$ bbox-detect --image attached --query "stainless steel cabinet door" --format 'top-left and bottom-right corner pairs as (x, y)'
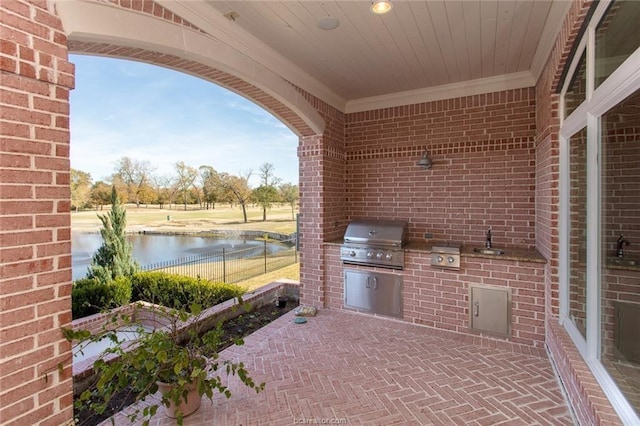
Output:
(344, 269), (402, 318)
(371, 273), (402, 318)
(344, 269), (373, 312)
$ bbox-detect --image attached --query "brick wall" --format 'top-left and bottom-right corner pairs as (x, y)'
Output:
(344, 89), (537, 249)
(534, 0), (621, 424)
(325, 245), (547, 349)
(0, 1), (75, 425)
(298, 93), (346, 307)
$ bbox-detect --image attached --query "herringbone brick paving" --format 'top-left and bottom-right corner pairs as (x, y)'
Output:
(107, 309), (575, 425)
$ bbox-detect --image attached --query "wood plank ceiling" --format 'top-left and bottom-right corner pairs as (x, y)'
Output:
(198, 1), (570, 111)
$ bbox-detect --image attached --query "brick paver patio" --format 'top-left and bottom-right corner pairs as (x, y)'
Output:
(107, 309), (574, 425)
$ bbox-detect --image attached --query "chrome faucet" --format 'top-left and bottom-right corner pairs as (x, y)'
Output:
(617, 234), (630, 258)
(485, 229), (492, 249)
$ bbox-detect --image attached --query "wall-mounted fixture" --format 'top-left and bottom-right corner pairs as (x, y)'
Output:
(371, 0), (393, 15)
(417, 151), (432, 169)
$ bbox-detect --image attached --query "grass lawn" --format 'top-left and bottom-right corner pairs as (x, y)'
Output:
(236, 263), (299, 292)
(72, 204), (298, 234)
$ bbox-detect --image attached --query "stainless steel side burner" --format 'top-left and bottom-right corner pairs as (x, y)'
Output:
(430, 241), (462, 270)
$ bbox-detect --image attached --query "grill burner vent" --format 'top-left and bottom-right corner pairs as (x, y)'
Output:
(340, 219), (407, 270)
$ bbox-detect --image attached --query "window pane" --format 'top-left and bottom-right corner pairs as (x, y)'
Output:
(595, 0), (640, 88)
(600, 88), (640, 417)
(569, 127), (588, 337)
(565, 51), (587, 118)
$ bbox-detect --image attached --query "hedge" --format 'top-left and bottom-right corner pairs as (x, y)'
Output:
(131, 271), (245, 311)
(72, 272), (245, 319)
(72, 276), (132, 319)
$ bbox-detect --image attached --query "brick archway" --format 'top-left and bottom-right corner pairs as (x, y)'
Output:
(0, 1), (338, 425)
(56, 0), (325, 138)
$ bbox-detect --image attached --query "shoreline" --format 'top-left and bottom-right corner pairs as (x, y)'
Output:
(73, 227), (297, 243)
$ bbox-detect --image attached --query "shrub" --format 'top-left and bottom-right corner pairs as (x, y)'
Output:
(130, 271), (245, 310)
(72, 276), (132, 319)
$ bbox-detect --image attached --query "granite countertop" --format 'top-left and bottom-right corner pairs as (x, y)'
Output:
(326, 239), (545, 263)
(405, 242), (546, 263)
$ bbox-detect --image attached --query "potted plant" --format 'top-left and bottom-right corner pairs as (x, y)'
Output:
(63, 300), (264, 425)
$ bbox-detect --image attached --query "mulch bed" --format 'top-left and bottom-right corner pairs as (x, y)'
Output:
(74, 300), (298, 425)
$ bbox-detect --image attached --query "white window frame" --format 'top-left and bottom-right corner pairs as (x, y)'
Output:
(559, 1), (640, 423)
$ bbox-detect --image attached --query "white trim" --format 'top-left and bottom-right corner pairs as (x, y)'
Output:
(560, 102), (587, 139)
(558, 133), (570, 322)
(588, 360), (640, 425)
(56, 0), (326, 137)
(559, 1), (640, 423)
(344, 72), (535, 114)
(585, 112), (600, 360)
(563, 317), (587, 358)
(590, 47), (640, 117)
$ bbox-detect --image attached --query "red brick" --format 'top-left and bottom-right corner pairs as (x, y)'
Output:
(0, 287), (54, 311)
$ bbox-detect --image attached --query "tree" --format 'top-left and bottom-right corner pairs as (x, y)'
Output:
(255, 163), (281, 221)
(87, 186), (138, 283)
(71, 168), (92, 211)
(253, 185), (278, 221)
(221, 171), (253, 223)
(279, 182), (299, 220)
(174, 162), (198, 211)
(152, 175), (176, 209)
(89, 181), (113, 210)
(113, 156), (155, 208)
(198, 165), (220, 209)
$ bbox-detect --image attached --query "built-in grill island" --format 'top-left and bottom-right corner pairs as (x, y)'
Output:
(341, 219), (407, 318)
(340, 219), (407, 270)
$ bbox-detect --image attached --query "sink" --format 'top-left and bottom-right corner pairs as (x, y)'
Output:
(608, 257), (638, 267)
(473, 248), (505, 256)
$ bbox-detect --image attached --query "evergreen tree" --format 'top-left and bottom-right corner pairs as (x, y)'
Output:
(87, 186), (138, 282)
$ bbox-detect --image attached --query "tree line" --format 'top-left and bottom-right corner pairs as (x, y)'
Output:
(71, 157), (299, 222)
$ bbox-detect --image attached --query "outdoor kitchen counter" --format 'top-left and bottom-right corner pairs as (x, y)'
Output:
(326, 240), (546, 263)
(404, 242), (546, 263)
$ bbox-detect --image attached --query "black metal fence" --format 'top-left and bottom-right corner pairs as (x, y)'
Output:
(141, 238), (298, 283)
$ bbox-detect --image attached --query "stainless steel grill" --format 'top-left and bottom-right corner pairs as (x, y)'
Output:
(340, 219), (408, 270)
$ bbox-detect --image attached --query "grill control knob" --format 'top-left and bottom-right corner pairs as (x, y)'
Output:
(448, 256), (456, 264)
(349, 251), (356, 257)
(437, 255), (444, 263)
(385, 253), (392, 260)
(366, 251), (374, 258)
(376, 252), (383, 260)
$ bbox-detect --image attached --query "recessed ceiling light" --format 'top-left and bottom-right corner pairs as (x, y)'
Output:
(317, 17), (339, 31)
(371, 0), (393, 15)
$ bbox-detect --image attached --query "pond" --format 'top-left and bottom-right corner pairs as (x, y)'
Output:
(72, 233), (289, 281)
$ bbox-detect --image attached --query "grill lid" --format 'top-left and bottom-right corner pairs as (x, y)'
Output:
(343, 219), (408, 247)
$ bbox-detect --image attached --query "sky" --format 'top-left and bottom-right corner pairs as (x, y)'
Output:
(69, 55), (299, 187)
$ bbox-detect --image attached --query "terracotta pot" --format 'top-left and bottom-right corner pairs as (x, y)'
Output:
(156, 380), (202, 418)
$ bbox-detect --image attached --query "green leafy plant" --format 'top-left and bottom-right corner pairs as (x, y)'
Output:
(63, 300), (264, 425)
(71, 276), (132, 319)
(131, 271), (245, 310)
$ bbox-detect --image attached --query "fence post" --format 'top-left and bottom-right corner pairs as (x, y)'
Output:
(264, 240), (267, 274)
(222, 248), (226, 283)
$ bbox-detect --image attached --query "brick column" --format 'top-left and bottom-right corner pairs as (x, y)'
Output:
(0, 1), (75, 424)
(298, 135), (327, 307)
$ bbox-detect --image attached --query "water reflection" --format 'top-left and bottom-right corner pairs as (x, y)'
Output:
(72, 233), (288, 281)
